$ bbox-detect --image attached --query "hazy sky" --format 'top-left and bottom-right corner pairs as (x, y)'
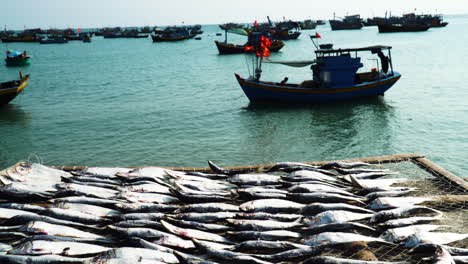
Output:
(3, 0), (466, 29)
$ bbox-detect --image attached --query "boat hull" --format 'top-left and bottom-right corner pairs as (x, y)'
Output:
(378, 24), (430, 33)
(329, 20), (363, 30)
(215, 40), (284, 55)
(152, 34), (196, 42)
(5, 58), (31, 67)
(0, 75), (30, 105)
(235, 73), (401, 103)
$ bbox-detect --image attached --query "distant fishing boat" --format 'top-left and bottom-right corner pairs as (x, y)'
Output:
(377, 23), (430, 33)
(5, 50), (31, 67)
(0, 72), (30, 105)
(215, 28), (284, 55)
(151, 27), (196, 42)
(329, 14), (363, 30)
(235, 32), (401, 103)
(1, 35), (42, 43)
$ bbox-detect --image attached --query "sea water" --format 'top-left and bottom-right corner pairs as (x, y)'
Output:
(0, 15), (467, 176)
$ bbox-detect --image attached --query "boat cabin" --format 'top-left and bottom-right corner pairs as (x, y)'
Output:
(308, 45), (394, 88)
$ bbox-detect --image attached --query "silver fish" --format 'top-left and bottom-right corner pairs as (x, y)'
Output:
(174, 202), (239, 213)
(303, 256), (408, 264)
(100, 247), (178, 263)
(0, 254), (92, 263)
(235, 240), (308, 251)
(305, 210), (373, 226)
(367, 197), (434, 210)
(0, 207), (38, 220)
(284, 170), (337, 182)
(239, 199), (305, 213)
(161, 220), (233, 243)
(114, 202), (179, 213)
(229, 173), (282, 185)
(226, 218), (302, 231)
(402, 232), (468, 248)
(9, 240), (110, 256)
(80, 167), (132, 176)
(287, 192), (366, 206)
(171, 212), (237, 223)
(228, 230), (302, 240)
(318, 161), (372, 170)
(19, 221), (104, 239)
(118, 191), (179, 204)
(370, 206), (442, 223)
(53, 202), (120, 218)
(302, 222), (377, 236)
(119, 183), (171, 194)
(381, 225), (445, 243)
(43, 207), (109, 225)
(378, 215), (444, 229)
(116, 212), (166, 221)
(301, 202), (375, 215)
(50, 196), (122, 208)
(194, 239), (273, 264)
(302, 232), (387, 246)
(0, 203), (46, 213)
(236, 212), (303, 222)
(165, 217), (233, 232)
(365, 189), (415, 201)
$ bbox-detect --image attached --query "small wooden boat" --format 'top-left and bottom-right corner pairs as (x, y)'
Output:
(378, 23), (430, 33)
(151, 27), (196, 42)
(5, 50), (31, 67)
(236, 39), (401, 103)
(1, 35), (42, 43)
(215, 40), (284, 55)
(0, 72), (30, 105)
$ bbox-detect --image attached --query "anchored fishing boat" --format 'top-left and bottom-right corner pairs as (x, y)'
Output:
(235, 33), (401, 103)
(5, 50), (31, 67)
(0, 72), (30, 105)
(215, 28), (284, 55)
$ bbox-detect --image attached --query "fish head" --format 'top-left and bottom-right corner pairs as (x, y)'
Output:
(4, 161), (32, 182)
(9, 241), (48, 255)
(402, 234), (425, 248)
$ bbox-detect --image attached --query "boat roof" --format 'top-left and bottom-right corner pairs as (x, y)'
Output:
(316, 45), (392, 54)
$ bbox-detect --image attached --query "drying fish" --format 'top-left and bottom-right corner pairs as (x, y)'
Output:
(2, 214), (98, 231)
(318, 161), (371, 170)
(305, 210), (373, 226)
(0, 242), (12, 254)
(152, 234), (196, 249)
(165, 217), (233, 232)
(365, 189), (415, 200)
(207, 160), (257, 175)
(174, 202), (239, 214)
(336, 168), (390, 175)
(302, 232), (387, 246)
(302, 222), (377, 236)
(174, 182), (231, 196)
(119, 183), (171, 194)
(432, 246), (456, 264)
(20, 221), (104, 240)
(0, 183), (52, 202)
(288, 183), (354, 194)
(367, 197), (435, 210)
(49, 196), (123, 208)
(10, 240), (110, 256)
(236, 212), (303, 222)
(239, 186), (288, 194)
(78, 167), (132, 176)
(265, 162), (318, 173)
(301, 202), (374, 215)
(127, 237), (177, 254)
(229, 173), (282, 185)
(287, 192), (366, 205)
(55, 183), (119, 200)
(228, 230), (302, 241)
(341, 171), (398, 181)
(170, 188), (231, 203)
(0, 254), (92, 263)
(112, 220), (163, 229)
(116, 212), (166, 221)
(117, 166), (172, 179)
(226, 218), (302, 231)
(303, 256), (409, 264)
(370, 206), (442, 223)
(409, 243), (468, 256)
(239, 199), (305, 213)
(118, 190), (179, 204)
(402, 232), (468, 248)
(0, 203), (46, 213)
(1, 162), (71, 184)
(161, 220), (232, 243)
(194, 239), (273, 264)
(173, 251), (223, 264)
(98, 247), (179, 264)
(236, 189), (287, 199)
(114, 202), (179, 213)
(185, 171), (229, 180)
(358, 186), (416, 196)
(171, 212), (237, 223)
(0, 207), (39, 220)
(53, 202), (120, 218)
(235, 240), (308, 251)
(175, 179), (236, 191)
(256, 246), (325, 262)
(378, 215), (444, 229)
(43, 207), (110, 225)
(381, 225), (445, 243)
(284, 170), (337, 182)
(66, 176), (121, 186)
(349, 176), (409, 188)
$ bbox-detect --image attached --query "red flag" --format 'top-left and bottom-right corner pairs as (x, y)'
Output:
(315, 32), (321, 38)
(256, 35), (272, 58)
(254, 20), (259, 27)
(77, 28), (81, 33)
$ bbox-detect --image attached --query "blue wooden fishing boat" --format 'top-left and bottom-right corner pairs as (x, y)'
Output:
(0, 72), (30, 105)
(235, 38), (401, 103)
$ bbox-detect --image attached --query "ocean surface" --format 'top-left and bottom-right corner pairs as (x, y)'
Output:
(1, 16), (467, 176)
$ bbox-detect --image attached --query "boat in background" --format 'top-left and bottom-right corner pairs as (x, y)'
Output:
(378, 23), (430, 33)
(215, 28), (284, 55)
(40, 37), (68, 44)
(5, 50), (31, 67)
(329, 14), (363, 30)
(152, 27), (196, 42)
(0, 72), (30, 105)
(299, 20), (317, 29)
(235, 33), (401, 103)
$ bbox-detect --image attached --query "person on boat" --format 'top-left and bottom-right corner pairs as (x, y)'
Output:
(280, 77), (288, 85)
